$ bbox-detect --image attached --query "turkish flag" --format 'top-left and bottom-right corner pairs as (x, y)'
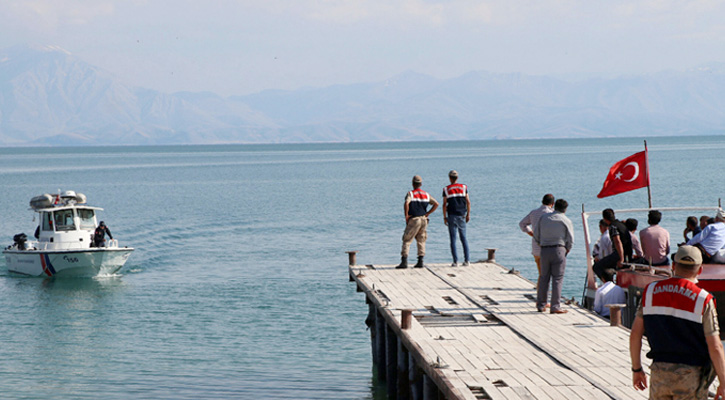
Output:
(597, 151), (649, 198)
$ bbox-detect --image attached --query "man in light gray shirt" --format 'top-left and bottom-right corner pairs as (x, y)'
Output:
(519, 194), (555, 280)
(534, 198), (574, 314)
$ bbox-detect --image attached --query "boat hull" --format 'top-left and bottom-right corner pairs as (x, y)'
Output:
(3, 248), (133, 277)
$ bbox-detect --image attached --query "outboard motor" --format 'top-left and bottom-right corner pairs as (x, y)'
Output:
(13, 233), (28, 250)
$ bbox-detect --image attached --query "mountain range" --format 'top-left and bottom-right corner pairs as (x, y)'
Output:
(1, 45), (725, 146)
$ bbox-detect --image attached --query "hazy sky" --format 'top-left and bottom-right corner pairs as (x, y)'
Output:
(2, 0), (725, 96)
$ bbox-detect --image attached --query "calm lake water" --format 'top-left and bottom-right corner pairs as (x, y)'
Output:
(1, 136), (724, 399)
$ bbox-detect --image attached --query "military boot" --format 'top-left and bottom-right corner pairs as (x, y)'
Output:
(414, 256), (425, 268)
(395, 257), (408, 269)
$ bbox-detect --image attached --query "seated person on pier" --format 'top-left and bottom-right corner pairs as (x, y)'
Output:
(593, 209), (632, 283)
(593, 274), (625, 319)
(639, 210), (670, 266)
(681, 216), (701, 245)
(625, 218), (646, 264)
(592, 219), (612, 262)
(687, 209), (725, 264)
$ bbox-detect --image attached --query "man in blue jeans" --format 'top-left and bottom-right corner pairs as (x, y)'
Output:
(442, 170), (471, 266)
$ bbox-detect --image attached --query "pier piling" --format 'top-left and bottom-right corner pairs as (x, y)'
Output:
(386, 324), (398, 398)
(397, 338), (410, 400)
(375, 309), (386, 381)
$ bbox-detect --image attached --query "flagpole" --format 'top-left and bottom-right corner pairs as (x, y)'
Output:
(644, 140), (652, 208)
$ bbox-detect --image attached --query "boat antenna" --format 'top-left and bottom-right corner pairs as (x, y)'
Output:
(644, 140), (652, 209)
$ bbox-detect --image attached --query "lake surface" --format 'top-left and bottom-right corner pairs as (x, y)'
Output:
(1, 136), (724, 399)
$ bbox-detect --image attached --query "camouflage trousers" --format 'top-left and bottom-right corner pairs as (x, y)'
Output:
(649, 362), (714, 400)
(401, 216), (427, 258)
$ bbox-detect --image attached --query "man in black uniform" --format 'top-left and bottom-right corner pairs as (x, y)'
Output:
(592, 208), (632, 283)
(93, 221), (113, 247)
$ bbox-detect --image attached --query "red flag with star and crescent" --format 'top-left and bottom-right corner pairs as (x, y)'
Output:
(597, 151), (649, 198)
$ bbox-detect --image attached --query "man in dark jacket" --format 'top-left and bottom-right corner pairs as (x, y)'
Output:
(592, 208), (632, 283)
(93, 221), (113, 247)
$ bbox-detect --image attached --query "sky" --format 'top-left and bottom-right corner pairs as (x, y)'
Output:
(1, 0), (725, 96)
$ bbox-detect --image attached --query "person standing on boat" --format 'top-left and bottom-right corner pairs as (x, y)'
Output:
(630, 245), (725, 400)
(519, 194), (555, 279)
(687, 209), (725, 264)
(93, 221), (113, 247)
(640, 210), (671, 266)
(592, 209), (632, 283)
(442, 170), (470, 267)
(396, 175), (438, 269)
(533, 198), (574, 314)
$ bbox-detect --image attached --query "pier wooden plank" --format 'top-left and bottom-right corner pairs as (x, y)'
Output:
(350, 261), (650, 399)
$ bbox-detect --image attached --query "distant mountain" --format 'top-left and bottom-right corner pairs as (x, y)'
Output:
(2, 45), (725, 146)
(233, 69), (725, 141)
(0, 45), (275, 145)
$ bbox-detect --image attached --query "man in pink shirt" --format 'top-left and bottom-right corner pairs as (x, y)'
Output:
(639, 210), (671, 266)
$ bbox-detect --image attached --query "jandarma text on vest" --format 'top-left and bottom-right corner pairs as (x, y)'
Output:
(653, 284), (698, 301)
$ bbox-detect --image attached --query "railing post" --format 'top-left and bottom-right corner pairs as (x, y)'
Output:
(607, 304), (626, 326)
(486, 248), (498, 262)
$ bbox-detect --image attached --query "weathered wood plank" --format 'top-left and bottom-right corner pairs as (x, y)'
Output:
(350, 262), (648, 399)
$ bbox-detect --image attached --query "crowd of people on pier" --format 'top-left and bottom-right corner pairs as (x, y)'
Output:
(521, 201), (725, 321)
(518, 194), (725, 399)
(394, 173), (725, 316)
(393, 172), (725, 398)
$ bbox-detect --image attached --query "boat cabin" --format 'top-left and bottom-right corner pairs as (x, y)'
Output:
(27, 191), (104, 251)
(34, 205), (103, 250)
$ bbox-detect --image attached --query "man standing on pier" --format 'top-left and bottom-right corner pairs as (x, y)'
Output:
(396, 175), (438, 269)
(519, 194), (555, 280)
(533, 198), (574, 314)
(630, 245), (725, 399)
(442, 170), (471, 266)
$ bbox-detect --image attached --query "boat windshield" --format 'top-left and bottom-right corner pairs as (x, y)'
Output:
(53, 209), (76, 231)
(78, 209), (95, 230)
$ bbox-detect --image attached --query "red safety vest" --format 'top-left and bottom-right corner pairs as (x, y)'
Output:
(642, 277), (714, 366)
(443, 183), (467, 216)
(407, 188), (430, 217)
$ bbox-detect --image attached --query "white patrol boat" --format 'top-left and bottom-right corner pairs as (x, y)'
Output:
(3, 190), (134, 277)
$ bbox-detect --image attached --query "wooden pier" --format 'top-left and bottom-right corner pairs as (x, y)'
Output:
(348, 254), (650, 400)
